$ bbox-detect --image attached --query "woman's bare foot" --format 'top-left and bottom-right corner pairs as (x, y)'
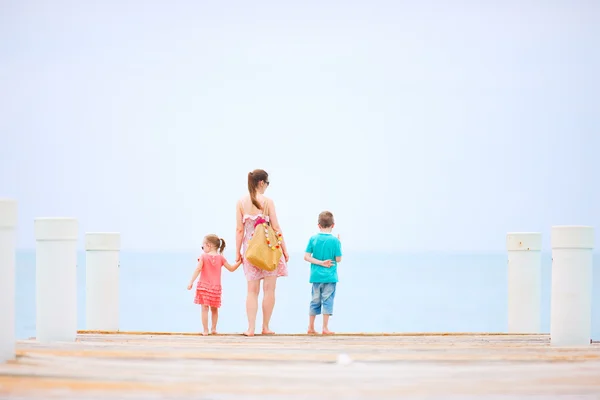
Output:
(202, 331), (209, 336)
(307, 329), (318, 335)
(322, 329), (335, 335)
(242, 331), (254, 337)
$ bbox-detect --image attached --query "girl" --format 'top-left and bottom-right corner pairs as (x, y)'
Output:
(187, 234), (241, 336)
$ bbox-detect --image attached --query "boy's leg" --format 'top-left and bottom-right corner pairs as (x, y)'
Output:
(308, 315), (317, 334)
(308, 283), (322, 334)
(321, 283), (336, 334)
(210, 306), (219, 334)
(201, 305), (210, 336)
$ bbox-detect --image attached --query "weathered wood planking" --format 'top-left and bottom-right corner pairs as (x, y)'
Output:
(1, 333), (599, 398)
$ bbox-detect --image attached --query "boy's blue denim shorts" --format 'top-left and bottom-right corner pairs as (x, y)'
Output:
(309, 282), (337, 316)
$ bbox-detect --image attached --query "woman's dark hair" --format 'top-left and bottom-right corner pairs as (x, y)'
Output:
(248, 169), (269, 210)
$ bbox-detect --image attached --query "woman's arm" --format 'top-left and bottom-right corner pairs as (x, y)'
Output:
(266, 198), (289, 262)
(187, 258), (203, 290)
(235, 200), (244, 262)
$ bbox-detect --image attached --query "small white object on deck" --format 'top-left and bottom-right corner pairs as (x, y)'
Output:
(85, 233), (120, 331)
(551, 225), (594, 346)
(337, 353), (353, 365)
(34, 217), (78, 343)
(0, 199), (17, 362)
(506, 232), (542, 333)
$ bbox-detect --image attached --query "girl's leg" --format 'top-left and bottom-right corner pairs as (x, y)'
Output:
(201, 305), (209, 336)
(262, 276), (277, 334)
(210, 307), (219, 334)
(245, 280), (260, 336)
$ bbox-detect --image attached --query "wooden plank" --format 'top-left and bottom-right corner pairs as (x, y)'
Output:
(1, 333), (599, 398)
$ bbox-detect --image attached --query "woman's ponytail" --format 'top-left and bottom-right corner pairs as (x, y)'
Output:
(248, 169), (269, 210)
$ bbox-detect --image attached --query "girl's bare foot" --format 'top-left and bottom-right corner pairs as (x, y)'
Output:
(307, 329), (318, 335)
(242, 331), (254, 337)
(202, 331), (209, 336)
(322, 329), (335, 335)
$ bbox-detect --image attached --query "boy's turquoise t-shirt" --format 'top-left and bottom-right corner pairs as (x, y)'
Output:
(305, 233), (342, 283)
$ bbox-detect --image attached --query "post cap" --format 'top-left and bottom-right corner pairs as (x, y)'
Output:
(551, 225), (594, 249)
(85, 232), (121, 251)
(0, 199), (17, 228)
(506, 232), (542, 251)
(34, 218), (78, 241)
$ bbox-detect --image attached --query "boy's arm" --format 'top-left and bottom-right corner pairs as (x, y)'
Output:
(187, 258), (203, 289)
(304, 252), (333, 267)
(223, 257), (242, 272)
(335, 236), (342, 263)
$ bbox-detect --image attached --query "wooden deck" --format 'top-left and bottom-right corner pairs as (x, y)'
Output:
(1, 332), (600, 398)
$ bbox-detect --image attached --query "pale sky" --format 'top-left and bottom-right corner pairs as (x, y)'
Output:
(1, 0), (598, 252)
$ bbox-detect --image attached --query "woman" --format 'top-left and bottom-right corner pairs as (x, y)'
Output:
(235, 169), (289, 336)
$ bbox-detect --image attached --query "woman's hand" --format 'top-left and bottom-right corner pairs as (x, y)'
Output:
(283, 251), (289, 262)
(235, 252), (243, 263)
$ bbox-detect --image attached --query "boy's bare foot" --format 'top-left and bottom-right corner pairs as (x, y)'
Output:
(202, 331), (209, 336)
(322, 329), (335, 335)
(242, 331), (254, 337)
(307, 329), (318, 335)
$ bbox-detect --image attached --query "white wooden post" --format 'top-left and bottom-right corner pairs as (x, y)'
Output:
(0, 199), (17, 362)
(85, 233), (120, 331)
(551, 225), (594, 346)
(34, 218), (78, 342)
(506, 232), (542, 333)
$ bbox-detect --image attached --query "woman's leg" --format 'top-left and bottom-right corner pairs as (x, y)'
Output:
(210, 307), (219, 334)
(201, 305), (209, 336)
(262, 276), (277, 334)
(245, 280), (260, 336)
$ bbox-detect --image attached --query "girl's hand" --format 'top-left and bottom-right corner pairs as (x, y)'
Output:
(187, 283), (193, 290)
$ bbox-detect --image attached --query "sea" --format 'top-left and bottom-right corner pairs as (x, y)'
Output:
(14, 250), (600, 340)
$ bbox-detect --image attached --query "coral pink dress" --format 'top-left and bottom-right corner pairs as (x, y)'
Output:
(242, 213), (288, 281)
(194, 253), (225, 308)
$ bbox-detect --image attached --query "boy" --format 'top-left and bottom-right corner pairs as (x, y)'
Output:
(304, 211), (342, 335)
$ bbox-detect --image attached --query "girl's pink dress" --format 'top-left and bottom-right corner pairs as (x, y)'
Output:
(194, 253), (225, 308)
(242, 213), (288, 281)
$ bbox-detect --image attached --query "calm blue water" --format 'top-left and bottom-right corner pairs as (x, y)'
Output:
(14, 250), (600, 340)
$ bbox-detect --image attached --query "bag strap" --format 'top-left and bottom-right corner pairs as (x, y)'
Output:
(262, 199), (269, 217)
